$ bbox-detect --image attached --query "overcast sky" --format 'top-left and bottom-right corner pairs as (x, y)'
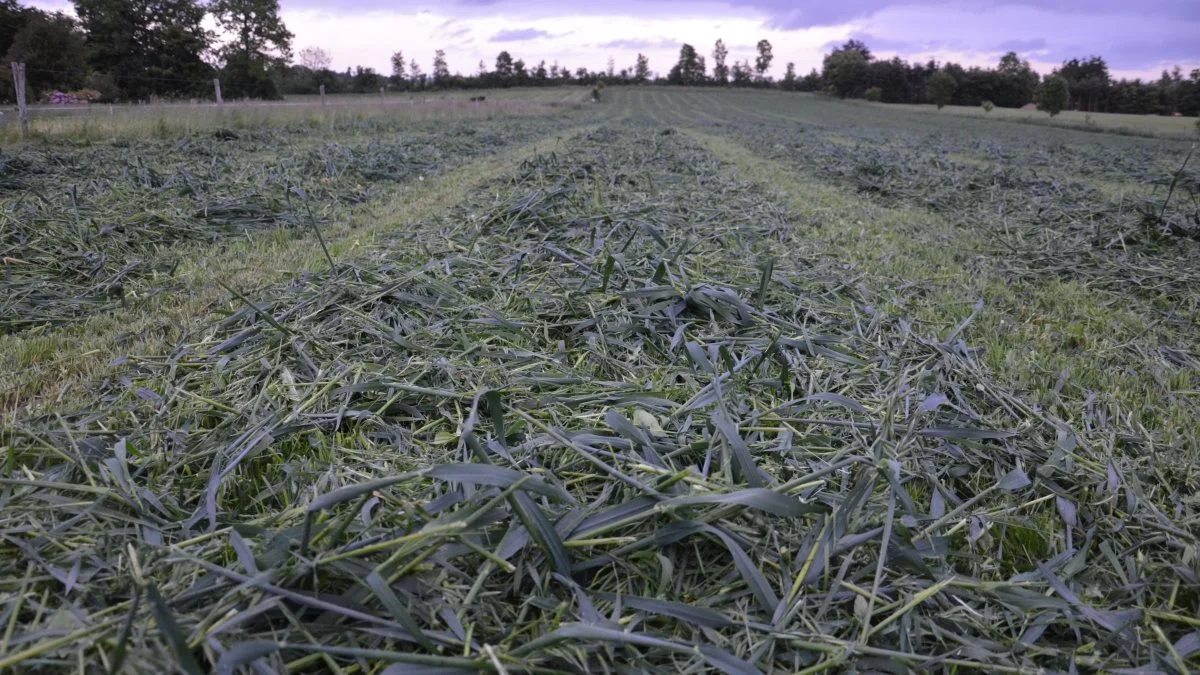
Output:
(30, 0), (1200, 81)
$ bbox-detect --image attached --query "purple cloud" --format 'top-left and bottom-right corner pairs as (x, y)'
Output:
(753, 0), (1200, 28)
(597, 38), (679, 50)
(824, 32), (920, 54)
(995, 38), (1048, 52)
(491, 28), (552, 42)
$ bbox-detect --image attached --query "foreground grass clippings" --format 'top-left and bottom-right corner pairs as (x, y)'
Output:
(3, 93), (1199, 673)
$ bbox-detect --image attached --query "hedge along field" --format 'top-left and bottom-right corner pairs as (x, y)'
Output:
(2, 88), (1199, 673)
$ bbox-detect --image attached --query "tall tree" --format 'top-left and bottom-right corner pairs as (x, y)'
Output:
(74, 0), (211, 100)
(390, 51), (405, 80)
(144, 0), (212, 96)
(927, 70), (956, 108)
(0, 0), (34, 60)
(634, 53), (650, 83)
(4, 10), (88, 96)
(993, 51), (1038, 107)
(667, 43), (705, 85)
(73, 0), (140, 95)
(1037, 75), (1069, 116)
(822, 47), (867, 97)
(432, 49), (449, 84)
(781, 62), (796, 90)
(211, 0), (293, 99)
(1056, 56), (1109, 111)
(754, 39), (773, 81)
(299, 46), (332, 71)
(841, 39), (872, 61)
(712, 39), (729, 84)
(495, 51), (515, 79)
(731, 59), (752, 86)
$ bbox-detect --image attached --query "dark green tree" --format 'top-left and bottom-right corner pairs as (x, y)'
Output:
(754, 39), (773, 81)
(667, 43), (705, 85)
(841, 39), (872, 60)
(731, 59), (751, 86)
(4, 10), (88, 96)
(822, 47), (867, 97)
(495, 51), (514, 80)
(927, 70), (956, 108)
(74, 0), (211, 100)
(145, 0), (212, 97)
(1057, 56), (1108, 111)
(211, 0), (293, 99)
(1, 0), (36, 62)
(351, 65), (380, 93)
(996, 51), (1038, 106)
(390, 50), (405, 84)
(432, 49), (449, 84)
(712, 39), (728, 84)
(634, 53), (650, 83)
(781, 62), (796, 90)
(1037, 75), (1069, 116)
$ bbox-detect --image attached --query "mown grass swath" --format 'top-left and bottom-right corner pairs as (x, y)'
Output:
(2, 90), (1199, 673)
(0, 114), (581, 334)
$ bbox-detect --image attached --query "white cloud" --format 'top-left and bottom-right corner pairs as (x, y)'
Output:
(23, 0), (1198, 81)
(283, 8), (853, 77)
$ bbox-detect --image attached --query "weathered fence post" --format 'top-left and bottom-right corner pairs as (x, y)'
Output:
(319, 84), (326, 106)
(213, 78), (223, 108)
(11, 62), (29, 137)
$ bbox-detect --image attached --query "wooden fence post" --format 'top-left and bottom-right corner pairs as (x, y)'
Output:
(319, 84), (326, 106)
(11, 62), (29, 137)
(213, 78), (223, 108)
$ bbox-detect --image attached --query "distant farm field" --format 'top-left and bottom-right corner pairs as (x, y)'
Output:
(876, 98), (1200, 138)
(3, 87), (1198, 673)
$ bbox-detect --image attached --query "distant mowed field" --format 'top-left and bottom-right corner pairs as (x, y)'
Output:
(3, 87), (1198, 673)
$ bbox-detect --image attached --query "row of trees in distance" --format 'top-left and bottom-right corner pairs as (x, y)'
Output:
(1, 0), (291, 102)
(2, 0), (1198, 117)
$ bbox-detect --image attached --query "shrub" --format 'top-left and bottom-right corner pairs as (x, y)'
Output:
(982, 100), (994, 113)
(1037, 76), (1069, 117)
(927, 71), (955, 109)
(864, 86), (882, 102)
(84, 73), (120, 102)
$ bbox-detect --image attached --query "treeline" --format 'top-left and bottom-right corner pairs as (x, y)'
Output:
(809, 40), (1200, 115)
(1, 0), (291, 103)
(3, 0), (1197, 117)
(275, 48), (643, 96)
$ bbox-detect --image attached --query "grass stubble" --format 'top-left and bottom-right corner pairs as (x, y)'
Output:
(1, 89), (1199, 673)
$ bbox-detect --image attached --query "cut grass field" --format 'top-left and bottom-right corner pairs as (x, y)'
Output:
(876, 98), (1200, 139)
(0, 87), (592, 144)
(2, 87), (1199, 673)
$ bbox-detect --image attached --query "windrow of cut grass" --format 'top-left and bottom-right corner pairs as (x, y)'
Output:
(659, 91), (1200, 447)
(4, 123), (1197, 672)
(1, 113), (585, 336)
(1, 123), (597, 423)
